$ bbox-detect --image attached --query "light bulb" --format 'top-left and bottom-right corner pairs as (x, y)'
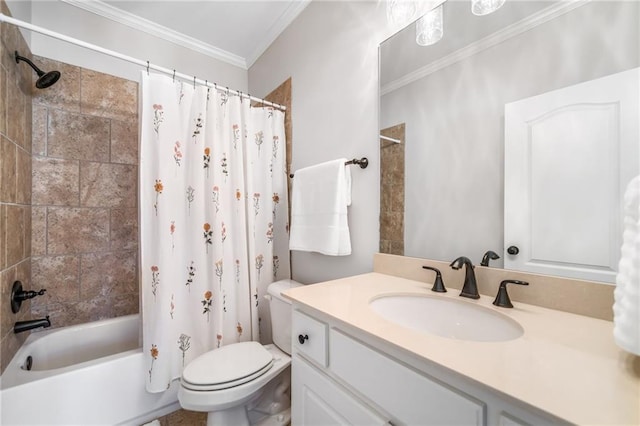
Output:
(387, 0), (419, 26)
(471, 0), (506, 16)
(416, 4), (443, 46)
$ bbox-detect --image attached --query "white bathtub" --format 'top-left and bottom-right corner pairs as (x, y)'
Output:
(0, 314), (180, 425)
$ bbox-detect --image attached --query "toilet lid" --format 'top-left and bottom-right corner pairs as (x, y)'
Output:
(181, 342), (274, 391)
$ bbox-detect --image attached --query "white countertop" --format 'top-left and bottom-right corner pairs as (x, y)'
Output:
(284, 272), (640, 425)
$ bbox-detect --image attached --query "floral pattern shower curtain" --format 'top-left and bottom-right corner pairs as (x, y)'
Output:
(140, 73), (290, 393)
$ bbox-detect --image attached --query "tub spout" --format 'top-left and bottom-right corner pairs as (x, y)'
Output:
(14, 316), (51, 334)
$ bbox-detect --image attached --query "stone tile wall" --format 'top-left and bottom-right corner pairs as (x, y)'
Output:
(263, 78), (292, 256)
(380, 123), (405, 255)
(0, 0), (33, 373)
(263, 78), (292, 178)
(30, 57), (139, 328)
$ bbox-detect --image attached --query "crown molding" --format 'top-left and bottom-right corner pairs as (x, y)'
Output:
(246, 0), (311, 68)
(60, 0), (247, 69)
(381, 0), (589, 96)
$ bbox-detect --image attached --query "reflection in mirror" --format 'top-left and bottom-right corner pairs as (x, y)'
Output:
(380, 125), (406, 255)
(379, 0), (639, 283)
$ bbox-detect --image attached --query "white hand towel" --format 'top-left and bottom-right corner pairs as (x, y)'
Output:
(613, 175), (640, 356)
(289, 159), (352, 256)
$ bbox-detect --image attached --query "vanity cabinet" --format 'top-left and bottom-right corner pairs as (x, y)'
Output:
(330, 329), (485, 425)
(292, 356), (389, 425)
(291, 306), (562, 426)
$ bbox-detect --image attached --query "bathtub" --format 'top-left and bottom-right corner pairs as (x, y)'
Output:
(0, 314), (180, 425)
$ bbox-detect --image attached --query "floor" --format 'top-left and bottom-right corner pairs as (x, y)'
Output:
(156, 409), (207, 425)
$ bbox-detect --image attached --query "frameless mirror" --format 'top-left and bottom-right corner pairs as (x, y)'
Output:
(379, 0), (639, 283)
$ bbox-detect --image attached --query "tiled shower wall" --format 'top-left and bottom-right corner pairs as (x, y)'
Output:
(30, 57), (140, 328)
(0, 4), (139, 372)
(380, 123), (405, 255)
(0, 1), (34, 373)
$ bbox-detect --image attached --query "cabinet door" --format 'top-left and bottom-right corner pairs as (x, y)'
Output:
(330, 329), (485, 425)
(498, 412), (530, 426)
(504, 67), (639, 283)
(292, 355), (389, 426)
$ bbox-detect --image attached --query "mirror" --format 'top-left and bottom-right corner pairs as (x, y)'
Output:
(379, 0), (639, 283)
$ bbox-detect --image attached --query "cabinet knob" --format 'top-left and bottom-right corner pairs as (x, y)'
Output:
(507, 246), (519, 255)
(298, 334), (309, 344)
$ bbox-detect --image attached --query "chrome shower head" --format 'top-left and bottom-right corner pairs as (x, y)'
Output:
(14, 51), (61, 89)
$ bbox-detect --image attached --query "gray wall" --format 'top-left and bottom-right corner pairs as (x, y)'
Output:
(249, 1), (395, 283)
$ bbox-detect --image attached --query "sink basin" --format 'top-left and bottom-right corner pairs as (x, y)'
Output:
(369, 295), (524, 342)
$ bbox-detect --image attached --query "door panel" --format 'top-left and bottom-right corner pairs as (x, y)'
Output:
(504, 68), (639, 283)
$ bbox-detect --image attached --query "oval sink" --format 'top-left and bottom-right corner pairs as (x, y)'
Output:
(369, 295), (523, 342)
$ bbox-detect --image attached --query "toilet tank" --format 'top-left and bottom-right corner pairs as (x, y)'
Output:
(267, 279), (302, 355)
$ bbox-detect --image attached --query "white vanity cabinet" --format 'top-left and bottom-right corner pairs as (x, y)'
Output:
(292, 310), (388, 425)
(291, 306), (563, 426)
(329, 329), (485, 425)
(292, 356), (390, 425)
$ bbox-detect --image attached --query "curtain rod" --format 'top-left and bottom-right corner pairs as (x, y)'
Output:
(0, 13), (286, 111)
(380, 135), (401, 144)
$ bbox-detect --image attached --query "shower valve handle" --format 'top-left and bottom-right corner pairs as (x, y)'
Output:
(11, 281), (47, 314)
(15, 288), (46, 301)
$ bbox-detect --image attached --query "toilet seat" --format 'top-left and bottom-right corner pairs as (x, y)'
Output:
(182, 342), (274, 391)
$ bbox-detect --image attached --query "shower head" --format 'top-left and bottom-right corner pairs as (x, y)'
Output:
(35, 70), (61, 89)
(14, 51), (61, 89)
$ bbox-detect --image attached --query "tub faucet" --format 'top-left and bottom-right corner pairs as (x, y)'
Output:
(14, 316), (51, 334)
(450, 256), (480, 299)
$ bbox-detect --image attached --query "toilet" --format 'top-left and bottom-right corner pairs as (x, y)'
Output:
(178, 279), (301, 426)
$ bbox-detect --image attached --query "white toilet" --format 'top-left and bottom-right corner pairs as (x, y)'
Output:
(178, 279), (301, 426)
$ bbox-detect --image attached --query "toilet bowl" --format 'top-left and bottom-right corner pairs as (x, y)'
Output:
(178, 279), (301, 426)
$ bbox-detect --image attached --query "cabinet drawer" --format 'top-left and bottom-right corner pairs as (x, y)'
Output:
(292, 355), (390, 425)
(330, 329), (485, 425)
(293, 310), (328, 366)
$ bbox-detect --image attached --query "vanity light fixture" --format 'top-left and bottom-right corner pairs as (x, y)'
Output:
(416, 4), (444, 46)
(386, 0), (419, 26)
(412, 0), (507, 47)
(471, 0), (506, 16)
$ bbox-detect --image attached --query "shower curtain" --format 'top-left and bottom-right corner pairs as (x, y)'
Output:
(140, 73), (290, 393)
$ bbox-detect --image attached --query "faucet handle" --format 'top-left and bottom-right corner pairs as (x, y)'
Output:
(422, 266), (447, 293)
(11, 281), (47, 314)
(492, 279), (529, 308)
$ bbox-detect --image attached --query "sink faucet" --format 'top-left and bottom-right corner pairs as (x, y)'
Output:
(480, 250), (500, 267)
(449, 256), (480, 299)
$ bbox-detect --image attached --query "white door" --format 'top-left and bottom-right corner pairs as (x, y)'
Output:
(504, 68), (639, 283)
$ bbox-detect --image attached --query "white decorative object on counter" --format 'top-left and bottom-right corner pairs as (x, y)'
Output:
(614, 175), (640, 356)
